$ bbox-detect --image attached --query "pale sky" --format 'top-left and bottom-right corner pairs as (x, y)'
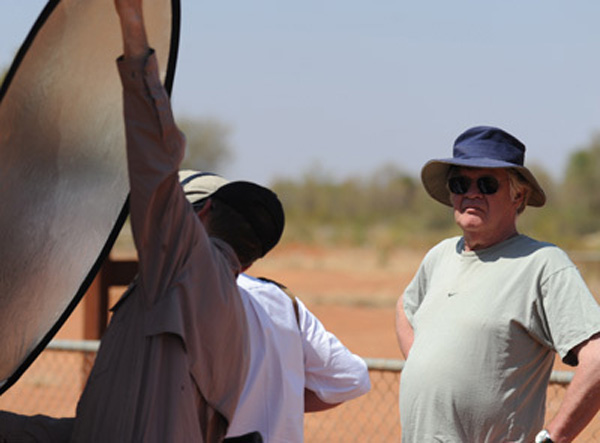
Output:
(2, 1), (600, 186)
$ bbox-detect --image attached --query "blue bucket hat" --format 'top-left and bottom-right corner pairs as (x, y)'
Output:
(421, 126), (546, 207)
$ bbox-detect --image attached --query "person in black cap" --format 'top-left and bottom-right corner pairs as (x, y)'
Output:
(179, 170), (371, 442)
(395, 126), (600, 443)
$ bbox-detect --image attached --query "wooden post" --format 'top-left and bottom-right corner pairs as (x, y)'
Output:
(84, 256), (138, 339)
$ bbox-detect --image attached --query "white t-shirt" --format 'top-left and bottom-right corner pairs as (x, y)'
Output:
(226, 274), (371, 442)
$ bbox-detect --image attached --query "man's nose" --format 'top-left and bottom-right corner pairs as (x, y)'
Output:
(463, 179), (482, 197)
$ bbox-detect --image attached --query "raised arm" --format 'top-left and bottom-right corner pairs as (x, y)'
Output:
(545, 333), (600, 442)
(114, 0), (150, 59)
(113, 0), (189, 302)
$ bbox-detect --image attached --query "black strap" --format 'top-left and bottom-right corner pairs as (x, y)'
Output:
(224, 431), (263, 443)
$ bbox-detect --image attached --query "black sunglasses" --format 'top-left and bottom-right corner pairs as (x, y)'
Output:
(447, 175), (500, 195)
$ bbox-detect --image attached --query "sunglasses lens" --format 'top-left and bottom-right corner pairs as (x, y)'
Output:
(448, 176), (470, 194)
(448, 175), (500, 195)
(478, 176), (499, 194)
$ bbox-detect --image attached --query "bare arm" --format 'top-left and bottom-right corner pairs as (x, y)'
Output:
(395, 293), (414, 359)
(304, 388), (341, 413)
(114, 0), (150, 59)
(546, 333), (600, 442)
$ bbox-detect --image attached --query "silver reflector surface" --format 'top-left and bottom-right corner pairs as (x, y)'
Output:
(0, 0), (180, 393)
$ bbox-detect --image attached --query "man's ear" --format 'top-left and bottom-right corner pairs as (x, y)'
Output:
(197, 198), (212, 222)
(513, 191), (527, 214)
(513, 191), (523, 203)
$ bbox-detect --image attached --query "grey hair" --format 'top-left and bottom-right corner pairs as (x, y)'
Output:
(507, 169), (531, 214)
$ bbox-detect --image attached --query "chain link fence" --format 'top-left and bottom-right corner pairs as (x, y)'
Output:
(0, 341), (599, 442)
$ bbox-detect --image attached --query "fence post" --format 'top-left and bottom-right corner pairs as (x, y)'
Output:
(83, 256), (138, 339)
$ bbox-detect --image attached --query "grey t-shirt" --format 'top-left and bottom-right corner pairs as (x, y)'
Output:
(400, 234), (600, 443)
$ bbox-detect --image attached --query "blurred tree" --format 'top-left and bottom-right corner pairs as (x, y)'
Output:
(517, 164), (561, 243)
(560, 134), (600, 237)
(367, 165), (418, 217)
(177, 117), (232, 173)
(271, 163), (458, 246)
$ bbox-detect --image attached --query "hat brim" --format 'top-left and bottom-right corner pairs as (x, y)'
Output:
(179, 170), (230, 205)
(421, 158), (546, 208)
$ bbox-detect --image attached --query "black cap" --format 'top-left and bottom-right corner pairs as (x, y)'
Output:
(212, 181), (285, 257)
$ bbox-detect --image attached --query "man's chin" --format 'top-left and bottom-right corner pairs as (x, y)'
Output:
(455, 214), (485, 231)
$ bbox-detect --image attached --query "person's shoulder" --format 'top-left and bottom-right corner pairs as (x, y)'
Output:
(237, 274), (296, 300)
(237, 273), (301, 324)
(437, 236), (462, 249)
(512, 235), (573, 264)
(237, 272), (259, 288)
(238, 273), (286, 291)
(425, 236), (462, 258)
(513, 235), (562, 254)
(411, 237), (462, 274)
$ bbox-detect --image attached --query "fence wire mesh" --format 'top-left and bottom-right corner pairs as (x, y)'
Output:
(0, 341), (599, 442)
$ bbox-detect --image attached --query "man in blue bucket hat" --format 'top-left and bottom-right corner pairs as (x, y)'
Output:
(395, 126), (600, 443)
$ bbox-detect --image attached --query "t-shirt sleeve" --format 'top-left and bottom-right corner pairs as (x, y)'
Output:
(403, 265), (427, 326)
(541, 264), (600, 365)
(402, 242), (444, 326)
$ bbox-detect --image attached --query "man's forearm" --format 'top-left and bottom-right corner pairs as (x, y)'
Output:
(114, 0), (149, 59)
(304, 389), (341, 413)
(546, 334), (600, 442)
